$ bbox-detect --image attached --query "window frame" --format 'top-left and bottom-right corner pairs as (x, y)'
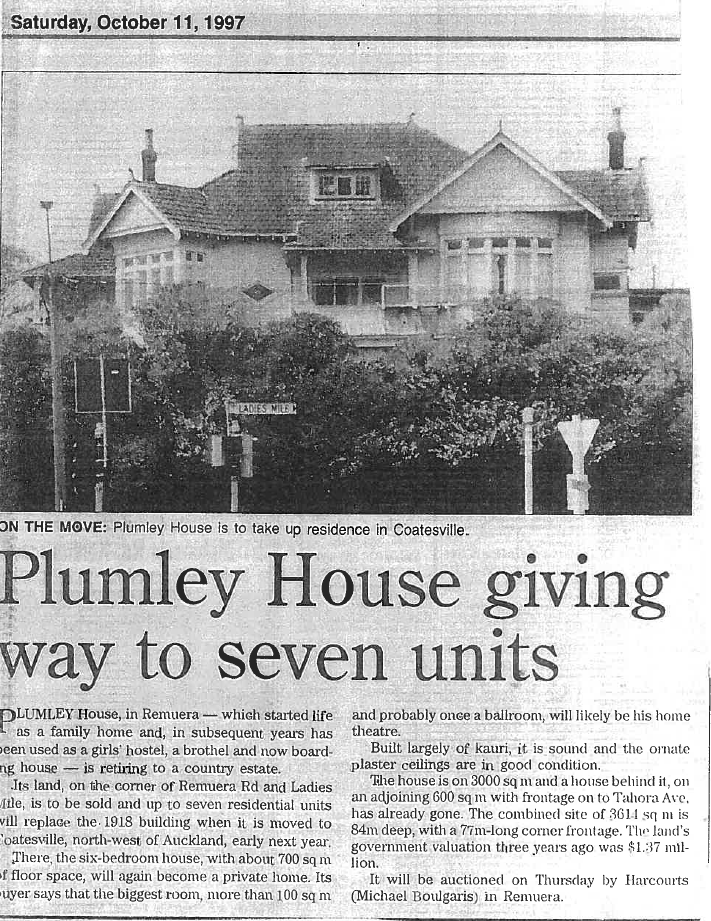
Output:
(444, 234), (557, 300)
(119, 249), (179, 308)
(313, 169), (378, 201)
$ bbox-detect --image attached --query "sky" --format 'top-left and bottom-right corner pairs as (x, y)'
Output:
(0, 4), (687, 287)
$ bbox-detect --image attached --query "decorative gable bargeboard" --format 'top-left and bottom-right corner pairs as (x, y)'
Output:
(79, 110), (650, 343)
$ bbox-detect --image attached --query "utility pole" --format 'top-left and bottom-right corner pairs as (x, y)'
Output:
(41, 201), (67, 511)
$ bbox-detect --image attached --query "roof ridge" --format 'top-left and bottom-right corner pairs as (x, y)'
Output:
(139, 180), (208, 194)
(245, 120), (410, 129)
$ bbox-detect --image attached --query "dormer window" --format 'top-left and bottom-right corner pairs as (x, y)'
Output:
(313, 169), (377, 201)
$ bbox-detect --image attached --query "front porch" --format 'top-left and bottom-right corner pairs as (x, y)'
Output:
(293, 234), (561, 310)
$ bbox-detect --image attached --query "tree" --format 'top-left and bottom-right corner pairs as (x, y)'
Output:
(1, 242), (34, 295)
(0, 325), (53, 509)
(0, 285), (692, 513)
(339, 298), (691, 513)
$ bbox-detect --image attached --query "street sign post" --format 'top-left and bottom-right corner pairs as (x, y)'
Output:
(73, 356), (132, 511)
(557, 414), (599, 515)
(220, 401), (289, 511)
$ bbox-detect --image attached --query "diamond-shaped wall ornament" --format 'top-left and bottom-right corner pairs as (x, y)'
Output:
(243, 282), (273, 301)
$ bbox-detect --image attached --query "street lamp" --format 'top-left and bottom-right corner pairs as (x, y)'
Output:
(40, 200), (67, 511)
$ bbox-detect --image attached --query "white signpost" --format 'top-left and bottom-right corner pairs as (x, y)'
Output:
(557, 414), (599, 515)
(222, 400), (296, 510)
(522, 407), (534, 515)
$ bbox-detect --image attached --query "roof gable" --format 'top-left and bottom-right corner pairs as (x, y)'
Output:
(391, 131), (612, 230)
(84, 185), (181, 251)
(419, 143), (587, 215)
(103, 191), (174, 237)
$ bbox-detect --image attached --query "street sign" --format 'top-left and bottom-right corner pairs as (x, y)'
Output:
(225, 400), (296, 436)
(226, 401), (296, 416)
(74, 358), (132, 413)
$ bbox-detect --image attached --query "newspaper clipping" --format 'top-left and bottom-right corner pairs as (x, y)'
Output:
(0, 2), (707, 920)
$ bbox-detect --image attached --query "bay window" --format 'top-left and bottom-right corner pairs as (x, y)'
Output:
(120, 249), (175, 308)
(444, 234), (556, 300)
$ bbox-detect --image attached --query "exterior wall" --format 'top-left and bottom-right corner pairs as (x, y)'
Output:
(592, 229), (631, 323)
(206, 239), (292, 292)
(591, 229), (630, 274)
(558, 213), (593, 314)
(590, 228), (631, 323)
(110, 232), (292, 308)
(434, 212), (560, 238)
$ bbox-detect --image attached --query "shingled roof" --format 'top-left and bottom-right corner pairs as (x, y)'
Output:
(557, 168), (651, 222)
(200, 121), (468, 247)
(23, 245), (115, 283)
(88, 120), (650, 251)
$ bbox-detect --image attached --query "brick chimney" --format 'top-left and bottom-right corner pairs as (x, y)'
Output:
(141, 128), (157, 182)
(607, 107), (625, 170)
(232, 115), (245, 169)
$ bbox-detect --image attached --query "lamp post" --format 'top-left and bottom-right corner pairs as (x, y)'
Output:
(40, 200), (67, 512)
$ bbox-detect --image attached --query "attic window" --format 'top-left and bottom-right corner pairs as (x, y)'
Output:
(314, 170), (377, 201)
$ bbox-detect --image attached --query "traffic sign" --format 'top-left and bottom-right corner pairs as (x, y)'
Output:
(557, 415), (599, 463)
(557, 414), (599, 515)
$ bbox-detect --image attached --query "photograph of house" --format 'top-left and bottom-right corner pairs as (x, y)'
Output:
(0, 71), (690, 515)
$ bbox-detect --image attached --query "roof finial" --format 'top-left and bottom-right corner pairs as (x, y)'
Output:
(407, 111), (416, 125)
(498, 117), (503, 132)
(128, 167), (135, 182)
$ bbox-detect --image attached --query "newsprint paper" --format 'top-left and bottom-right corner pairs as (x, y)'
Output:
(0, 3), (709, 921)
